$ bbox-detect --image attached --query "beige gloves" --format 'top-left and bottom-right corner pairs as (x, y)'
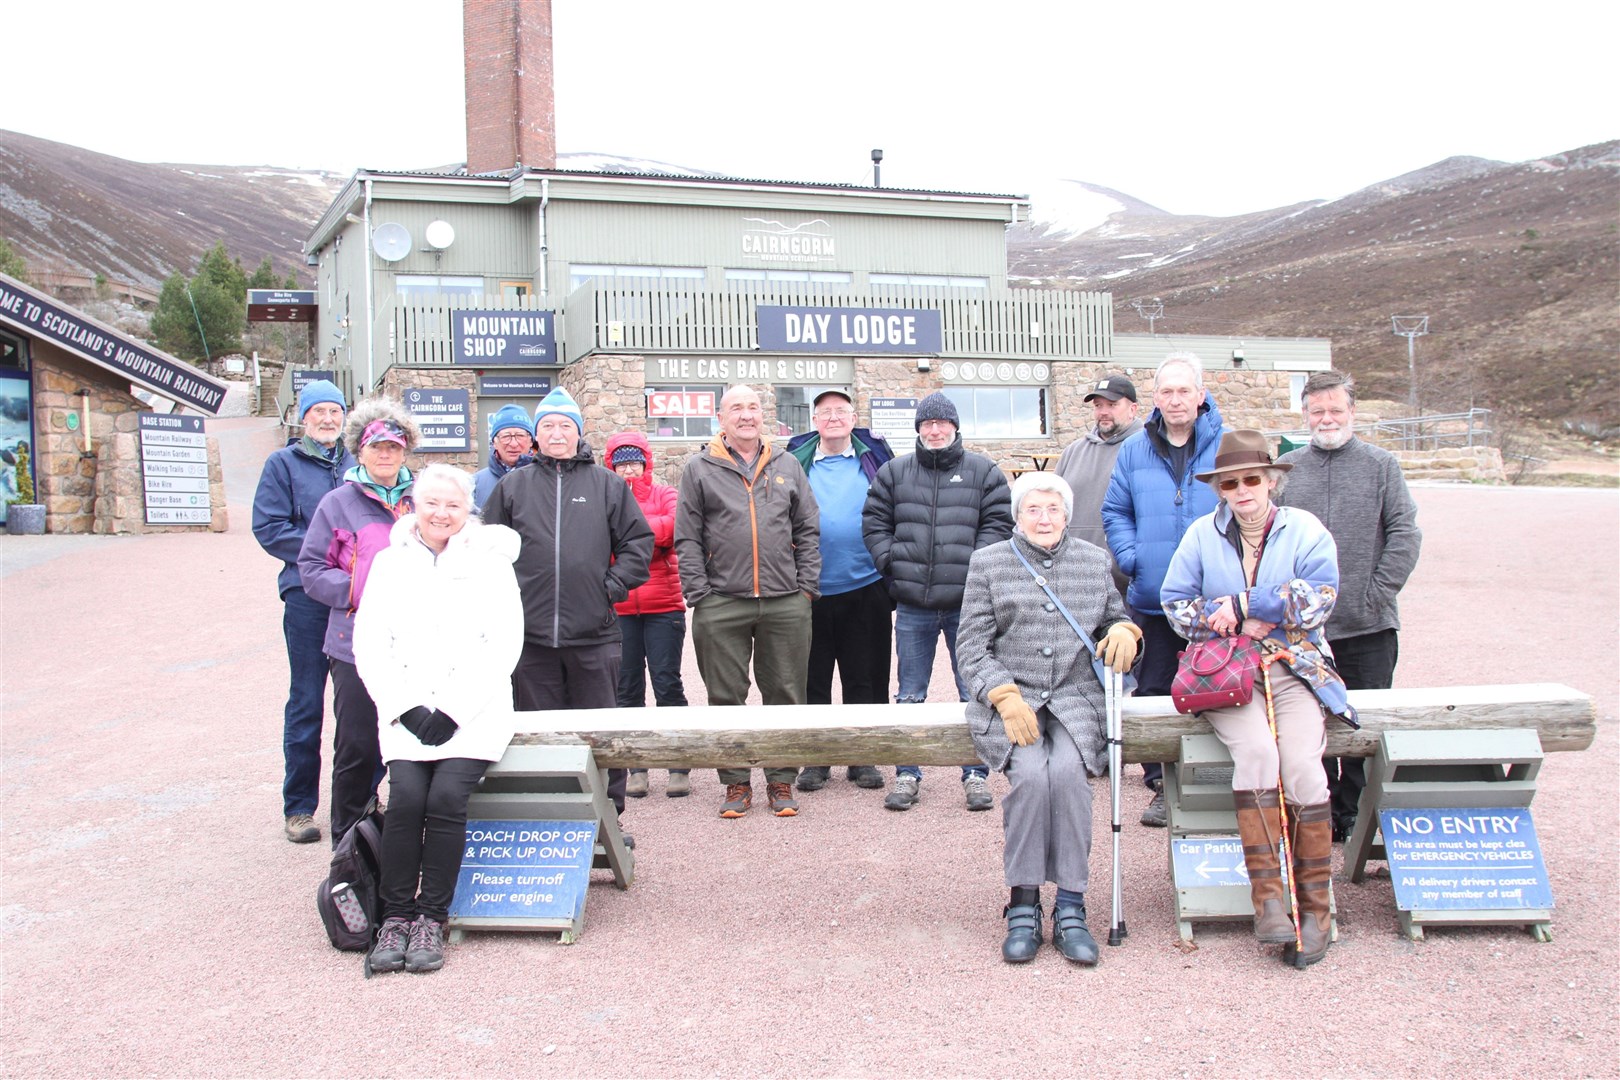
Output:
(988, 683), (1039, 746)
(1099, 621), (1143, 674)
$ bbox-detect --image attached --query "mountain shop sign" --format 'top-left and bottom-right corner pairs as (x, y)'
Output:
(451, 310), (554, 365)
(0, 274), (228, 415)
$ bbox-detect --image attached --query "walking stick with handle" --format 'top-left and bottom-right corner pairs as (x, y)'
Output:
(1260, 653), (1302, 949)
(1107, 666), (1127, 946)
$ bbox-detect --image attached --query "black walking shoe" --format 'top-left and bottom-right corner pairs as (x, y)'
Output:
(368, 916), (411, 974)
(404, 915), (445, 973)
(847, 765), (885, 789)
(1001, 903), (1044, 963)
(796, 766), (830, 792)
(1053, 902), (1099, 966)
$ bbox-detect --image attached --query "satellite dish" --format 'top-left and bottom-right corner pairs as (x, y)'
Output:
(424, 220), (456, 250)
(371, 222), (412, 262)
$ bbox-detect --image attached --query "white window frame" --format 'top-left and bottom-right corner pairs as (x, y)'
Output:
(645, 382), (725, 440)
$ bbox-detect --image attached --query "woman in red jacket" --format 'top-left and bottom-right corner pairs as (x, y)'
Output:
(605, 432), (692, 797)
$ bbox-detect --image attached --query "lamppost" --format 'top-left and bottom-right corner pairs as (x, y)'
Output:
(1392, 314), (1429, 415)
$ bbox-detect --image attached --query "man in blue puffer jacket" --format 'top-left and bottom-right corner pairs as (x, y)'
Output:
(252, 379), (355, 845)
(1102, 353), (1227, 826)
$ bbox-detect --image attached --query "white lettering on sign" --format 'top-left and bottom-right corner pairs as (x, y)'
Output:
(837, 313), (917, 346)
(648, 391), (717, 418)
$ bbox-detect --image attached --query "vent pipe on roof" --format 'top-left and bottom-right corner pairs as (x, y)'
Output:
(871, 148), (883, 188)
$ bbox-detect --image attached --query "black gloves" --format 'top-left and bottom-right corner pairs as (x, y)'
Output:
(397, 706), (459, 747)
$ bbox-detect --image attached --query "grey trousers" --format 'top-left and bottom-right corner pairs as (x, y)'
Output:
(1001, 709), (1093, 893)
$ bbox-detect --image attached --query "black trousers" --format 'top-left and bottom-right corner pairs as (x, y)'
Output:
(1325, 628), (1400, 825)
(329, 659), (385, 845)
(513, 640), (627, 814)
(378, 757), (489, 924)
(807, 579), (893, 707)
(1132, 612), (1184, 789)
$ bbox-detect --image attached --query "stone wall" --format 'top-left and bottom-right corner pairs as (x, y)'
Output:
(26, 342), (227, 534)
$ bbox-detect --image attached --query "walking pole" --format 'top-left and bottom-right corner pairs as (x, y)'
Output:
(1261, 652), (1302, 949)
(1107, 666), (1127, 946)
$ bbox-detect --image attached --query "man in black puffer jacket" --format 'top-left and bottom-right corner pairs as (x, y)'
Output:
(863, 392), (1014, 812)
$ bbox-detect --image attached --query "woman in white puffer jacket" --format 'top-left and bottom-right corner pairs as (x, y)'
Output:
(353, 464), (523, 975)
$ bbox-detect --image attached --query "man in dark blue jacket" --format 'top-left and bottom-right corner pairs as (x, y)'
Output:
(252, 379), (354, 844)
(1102, 354), (1226, 827)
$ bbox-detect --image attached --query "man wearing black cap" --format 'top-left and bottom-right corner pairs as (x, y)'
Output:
(864, 391), (1014, 812)
(786, 389), (895, 793)
(1056, 374), (1142, 581)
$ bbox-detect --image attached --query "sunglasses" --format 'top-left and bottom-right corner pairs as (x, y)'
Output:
(1218, 474), (1267, 492)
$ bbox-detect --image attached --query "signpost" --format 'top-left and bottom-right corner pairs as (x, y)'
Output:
(404, 388), (471, 453)
(138, 413), (210, 525)
(451, 309), (554, 365)
(869, 397), (918, 446)
(247, 290), (316, 323)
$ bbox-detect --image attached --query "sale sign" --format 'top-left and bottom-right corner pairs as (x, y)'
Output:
(647, 390), (716, 418)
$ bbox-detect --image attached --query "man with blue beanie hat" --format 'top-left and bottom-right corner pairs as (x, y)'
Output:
(252, 378), (355, 844)
(473, 402), (535, 511)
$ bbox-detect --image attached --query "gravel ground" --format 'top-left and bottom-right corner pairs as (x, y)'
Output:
(2, 419), (1615, 1078)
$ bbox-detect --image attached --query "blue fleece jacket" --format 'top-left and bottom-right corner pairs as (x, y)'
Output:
(252, 437), (356, 598)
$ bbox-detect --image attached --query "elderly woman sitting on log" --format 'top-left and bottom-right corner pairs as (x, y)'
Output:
(957, 472), (1140, 966)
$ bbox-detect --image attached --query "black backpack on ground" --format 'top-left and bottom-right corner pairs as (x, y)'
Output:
(315, 800), (386, 952)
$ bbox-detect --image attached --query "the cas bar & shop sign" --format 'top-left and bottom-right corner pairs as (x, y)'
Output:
(451, 310), (554, 365)
(756, 305), (942, 355)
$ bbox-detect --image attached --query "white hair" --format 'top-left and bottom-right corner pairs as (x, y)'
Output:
(414, 464), (475, 504)
(1010, 471), (1074, 519)
(1157, 351), (1205, 388)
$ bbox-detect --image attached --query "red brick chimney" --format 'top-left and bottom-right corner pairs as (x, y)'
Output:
(464, 0), (556, 174)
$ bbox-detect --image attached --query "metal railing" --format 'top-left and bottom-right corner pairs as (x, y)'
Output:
(1271, 409), (1494, 452)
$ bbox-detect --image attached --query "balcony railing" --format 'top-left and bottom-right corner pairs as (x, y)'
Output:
(380, 283), (1112, 369)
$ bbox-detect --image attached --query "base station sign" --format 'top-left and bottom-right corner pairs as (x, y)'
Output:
(138, 414), (210, 525)
(449, 820), (597, 923)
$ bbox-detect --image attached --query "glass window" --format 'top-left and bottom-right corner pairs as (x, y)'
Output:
(569, 264), (704, 291)
(395, 275), (484, 300)
(500, 281), (532, 301)
(870, 273), (988, 289)
(772, 386), (825, 437)
(943, 386), (1048, 439)
(724, 268), (852, 284)
(645, 384), (723, 439)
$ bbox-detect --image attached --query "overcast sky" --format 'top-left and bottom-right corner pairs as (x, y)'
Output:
(3, 0), (1614, 218)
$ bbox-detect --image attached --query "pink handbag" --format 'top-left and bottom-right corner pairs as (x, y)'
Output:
(1170, 635), (1261, 714)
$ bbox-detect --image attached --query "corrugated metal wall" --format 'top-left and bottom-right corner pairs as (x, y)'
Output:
(1110, 332), (1331, 371)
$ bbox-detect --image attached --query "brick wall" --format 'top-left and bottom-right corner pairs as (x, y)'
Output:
(463, 0), (556, 174)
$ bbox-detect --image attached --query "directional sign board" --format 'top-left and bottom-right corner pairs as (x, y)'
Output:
(1171, 836), (1251, 889)
(138, 413), (210, 525)
(1381, 807), (1553, 912)
(869, 397), (918, 446)
(449, 820), (598, 924)
(404, 387), (471, 453)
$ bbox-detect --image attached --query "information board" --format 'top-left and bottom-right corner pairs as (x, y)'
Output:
(1171, 836), (1251, 889)
(449, 819), (598, 922)
(478, 375), (553, 397)
(1381, 807), (1554, 911)
(869, 397), (918, 446)
(451, 310), (554, 365)
(404, 388), (471, 453)
(138, 413), (210, 525)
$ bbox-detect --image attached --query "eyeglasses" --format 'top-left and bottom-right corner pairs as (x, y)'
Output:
(814, 408), (854, 419)
(1218, 474), (1267, 492)
(1019, 504), (1066, 519)
(495, 432), (532, 443)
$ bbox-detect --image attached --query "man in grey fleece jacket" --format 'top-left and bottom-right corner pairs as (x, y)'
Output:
(1055, 373), (1141, 595)
(1277, 370), (1422, 838)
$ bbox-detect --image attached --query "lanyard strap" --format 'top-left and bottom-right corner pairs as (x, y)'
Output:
(1010, 541), (1101, 659)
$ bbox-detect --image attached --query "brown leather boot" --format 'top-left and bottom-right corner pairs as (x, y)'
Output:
(1285, 801), (1334, 968)
(1233, 788), (1296, 944)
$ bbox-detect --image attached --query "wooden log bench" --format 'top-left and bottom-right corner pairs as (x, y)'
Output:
(509, 683), (1596, 768)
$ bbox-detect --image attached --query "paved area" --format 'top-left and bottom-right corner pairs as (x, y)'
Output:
(2, 421), (1615, 1077)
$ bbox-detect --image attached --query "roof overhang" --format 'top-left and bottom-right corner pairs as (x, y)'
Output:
(0, 273), (230, 415)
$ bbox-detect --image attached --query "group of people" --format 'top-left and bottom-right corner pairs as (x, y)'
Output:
(252, 349), (1420, 974)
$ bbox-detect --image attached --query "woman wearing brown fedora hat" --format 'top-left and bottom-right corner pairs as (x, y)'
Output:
(1160, 429), (1356, 968)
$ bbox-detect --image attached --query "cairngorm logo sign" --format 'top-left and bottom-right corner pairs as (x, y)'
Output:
(740, 218), (835, 264)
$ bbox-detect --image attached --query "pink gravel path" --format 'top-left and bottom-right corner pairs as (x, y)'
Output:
(1, 419), (1614, 1078)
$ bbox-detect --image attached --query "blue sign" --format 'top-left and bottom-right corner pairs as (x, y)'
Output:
(451, 309), (554, 365)
(757, 305), (942, 355)
(404, 387), (471, 453)
(1171, 836), (1251, 888)
(1381, 807), (1554, 911)
(450, 820), (598, 922)
(478, 375), (553, 397)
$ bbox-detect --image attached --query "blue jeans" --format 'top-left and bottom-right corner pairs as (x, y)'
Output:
(894, 602), (986, 781)
(281, 587), (330, 817)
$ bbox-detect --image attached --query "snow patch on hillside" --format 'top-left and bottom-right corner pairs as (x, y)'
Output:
(1025, 179), (1124, 238)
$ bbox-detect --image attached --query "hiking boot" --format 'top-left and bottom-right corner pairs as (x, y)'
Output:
(369, 916), (412, 973)
(1002, 902), (1043, 963)
(719, 783), (752, 818)
(848, 765), (885, 789)
(404, 915), (444, 973)
(1053, 902), (1099, 966)
(963, 773), (994, 811)
(767, 782), (799, 817)
(284, 813), (321, 844)
(1140, 781), (1167, 828)
(666, 771), (691, 798)
(626, 770), (649, 798)
(796, 766), (830, 792)
(884, 774), (921, 811)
